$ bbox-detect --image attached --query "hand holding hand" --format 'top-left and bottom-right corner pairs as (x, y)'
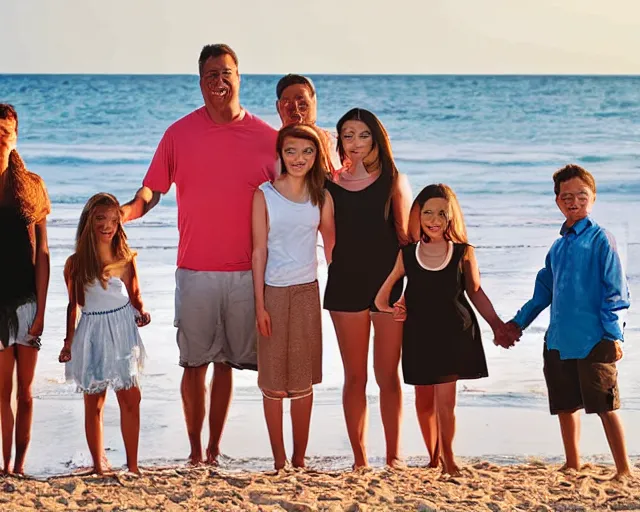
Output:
(494, 321), (522, 349)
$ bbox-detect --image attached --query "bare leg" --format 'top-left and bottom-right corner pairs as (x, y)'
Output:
(115, 386), (142, 474)
(291, 392), (313, 468)
(263, 395), (286, 470)
(599, 411), (631, 477)
(558, 411), (581, 471)
(0, 348), (16, 474)
(435, 381), (459, 475)
(331, 311), (371, 469)
(180, 365), (208, 465)
(13, 345), (38, 475)
(206, 362), (233, 465)
(371, 313), (403, 466)
(84, 391), (107, 474)
(415, 385), (439, 467)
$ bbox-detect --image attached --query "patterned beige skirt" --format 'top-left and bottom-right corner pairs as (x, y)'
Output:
(258, 281), (322, 400)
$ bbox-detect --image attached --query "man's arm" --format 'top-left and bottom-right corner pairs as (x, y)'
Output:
(121, 186), (162, 223)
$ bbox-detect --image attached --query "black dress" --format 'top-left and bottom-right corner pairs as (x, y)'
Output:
(401, 242), (488, 385)
(323, 174), (403, 312)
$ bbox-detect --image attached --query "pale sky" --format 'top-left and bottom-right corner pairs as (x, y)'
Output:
(2, 0), (639, 74)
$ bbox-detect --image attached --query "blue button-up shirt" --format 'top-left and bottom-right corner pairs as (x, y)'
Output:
(512, 216), (630, 360)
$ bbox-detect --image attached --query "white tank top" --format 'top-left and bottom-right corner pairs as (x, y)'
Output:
(260, 181), (320, 287)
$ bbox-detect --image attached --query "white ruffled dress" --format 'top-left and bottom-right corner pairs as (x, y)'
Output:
(70, 277), (146, 393)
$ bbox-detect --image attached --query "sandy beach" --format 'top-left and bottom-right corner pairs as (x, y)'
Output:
(1, 461), (639, 511)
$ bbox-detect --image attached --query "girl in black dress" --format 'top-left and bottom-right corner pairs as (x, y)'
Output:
(375, 184), (504, 475)
(324, 109), (413, 469)
(0, 104), (51, 475)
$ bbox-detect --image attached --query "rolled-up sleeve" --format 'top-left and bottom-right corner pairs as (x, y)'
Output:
(600, 232), (630, 341)
(512, 252), (554, 330)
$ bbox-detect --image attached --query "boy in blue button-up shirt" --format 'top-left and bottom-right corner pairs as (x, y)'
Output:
(503, 164), (631, 479)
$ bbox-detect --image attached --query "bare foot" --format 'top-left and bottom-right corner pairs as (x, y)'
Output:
(187, 455), (202, 467)
(386, 458), (406, 470)
(126, 466), (141, 475)
(442, 456), (461, 476)
(205, 446), (218, 466)
(428, 458), (440, 469)
(101, 453), (112, 472)
(291, 456), (305, 469)
(558, 463), (580, 473)
(613, 469), (634, 482)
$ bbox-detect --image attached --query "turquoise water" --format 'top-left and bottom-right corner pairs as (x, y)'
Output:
(1, 74), (639, 476)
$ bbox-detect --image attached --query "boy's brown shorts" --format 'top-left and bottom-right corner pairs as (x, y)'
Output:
(543, 340), (620, 415)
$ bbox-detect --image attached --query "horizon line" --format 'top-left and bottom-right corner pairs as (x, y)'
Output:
(1, 72), (640, 78)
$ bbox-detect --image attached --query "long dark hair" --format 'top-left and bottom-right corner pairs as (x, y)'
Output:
(276, 124), (329, 208)
(336, 108), (398, 218)
(0, 104), (49, 222)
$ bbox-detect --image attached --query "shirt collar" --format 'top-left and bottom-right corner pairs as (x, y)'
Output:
(560, 216), (593, 236)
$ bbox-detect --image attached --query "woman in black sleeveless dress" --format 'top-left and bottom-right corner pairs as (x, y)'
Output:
(323, 108), (413, 469)
(375, 184), (504, 475)
(0, 104), (51, 475)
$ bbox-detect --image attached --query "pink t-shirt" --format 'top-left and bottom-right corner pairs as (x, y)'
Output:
(143, 107), (277, 271)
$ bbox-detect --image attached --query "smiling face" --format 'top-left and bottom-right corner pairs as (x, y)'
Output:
(339, 120), (374, 164)
(92, 205), (120, 244)
(277, 83), (317, 126)
(556, 177), (595, 226)
(281, 136), (317, 178)
(420, 197), (450, 242)
(199, 54), (240, 113)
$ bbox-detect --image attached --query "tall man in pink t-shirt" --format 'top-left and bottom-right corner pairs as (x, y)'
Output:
(121, 44), (277, 465)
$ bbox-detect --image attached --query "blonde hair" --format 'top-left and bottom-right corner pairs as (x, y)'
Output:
(69, 193), (135, 305)
(413, 184), (468, 244)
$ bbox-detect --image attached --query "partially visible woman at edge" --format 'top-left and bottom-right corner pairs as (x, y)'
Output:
(0, 104), (51, 475)
(324, 108), (412, 468)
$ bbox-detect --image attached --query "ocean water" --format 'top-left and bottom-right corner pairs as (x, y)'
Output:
(1, 74), (639, 477)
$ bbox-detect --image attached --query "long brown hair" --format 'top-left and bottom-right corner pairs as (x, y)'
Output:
(336, 108), (398, 218)
(276, 124), (329, 208)
(70, 193), (135, 304)
(0, 104), (49, 222)
(413, 184), (469, 244)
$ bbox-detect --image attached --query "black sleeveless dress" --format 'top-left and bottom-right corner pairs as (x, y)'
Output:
(401, 242), (488, 385)
(324, 174), (403, 312)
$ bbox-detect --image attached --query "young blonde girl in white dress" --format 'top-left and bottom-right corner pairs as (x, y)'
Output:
(59, 193), (149, 474)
